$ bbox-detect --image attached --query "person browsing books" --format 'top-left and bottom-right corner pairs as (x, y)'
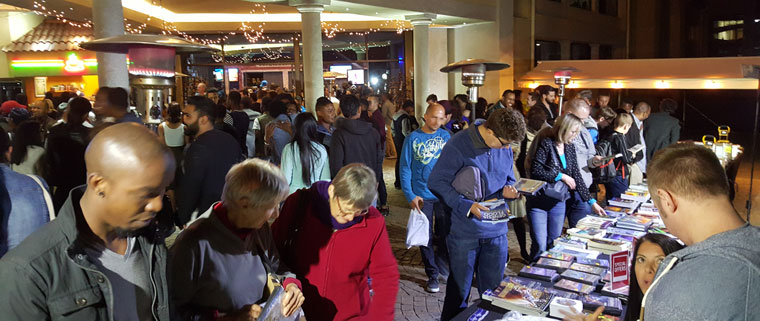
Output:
(427, 108), (525, 320)
(640, 143), (760, 320)
(399, 103), (451, 293)
(527, 114), (605, 262)
(601, 113), (637, 200)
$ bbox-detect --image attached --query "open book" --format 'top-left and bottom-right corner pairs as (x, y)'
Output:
(601, 144), (646, 161)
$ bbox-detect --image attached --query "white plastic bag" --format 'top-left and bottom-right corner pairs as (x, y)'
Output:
(405, 209), (429, 249)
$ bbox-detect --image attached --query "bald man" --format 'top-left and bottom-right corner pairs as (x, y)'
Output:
(399, 103), (451, 293)
(0, 123), (175, 321)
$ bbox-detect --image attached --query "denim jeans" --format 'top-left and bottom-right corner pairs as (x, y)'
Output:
(440, 234), (508, 321)
(605, 175), (629, 200)
(565, 190), (589, 229)
(527, 195), (566, 261)
(419, 200), (450, 280)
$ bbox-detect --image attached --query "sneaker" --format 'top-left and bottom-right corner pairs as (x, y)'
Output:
(379, 206), (390, 216)
(426, 278), (440, 293)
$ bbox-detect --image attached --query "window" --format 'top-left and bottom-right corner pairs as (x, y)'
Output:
(535, 40), (561, 65)
(571, 42), (591, 60)
(713, 20), (744, 41)
(599, 0), (618, 16)
(599, 45), (613, 59)
(570, 0), (591, 10)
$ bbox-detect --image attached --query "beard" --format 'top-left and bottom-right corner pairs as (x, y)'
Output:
(184, 121), (200, 137)
(113, 226), (144, 238)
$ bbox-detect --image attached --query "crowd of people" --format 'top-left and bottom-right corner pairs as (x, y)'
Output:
(0, 79), (758, 321)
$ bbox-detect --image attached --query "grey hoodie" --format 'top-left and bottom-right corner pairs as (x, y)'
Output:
(642, 223), (760, 321)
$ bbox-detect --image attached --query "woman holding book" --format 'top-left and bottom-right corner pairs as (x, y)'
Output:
(528, 114), (605, 262)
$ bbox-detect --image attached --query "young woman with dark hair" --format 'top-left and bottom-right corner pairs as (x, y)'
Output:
(446, 95), (470, 133)
(625, 233), (685, 321)
(10, 120), (46, 177)
(158, 102), (187, 210)
(280, 112), (330, 194)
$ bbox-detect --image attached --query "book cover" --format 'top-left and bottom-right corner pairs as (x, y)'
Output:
(601, 233), (636, 243)
(535, 258), (572, 272)
(551, 245), (601, 260)
(608, 197), (640, 209)
(567, 227), (607, 239)
(554, 236), (588, 250)
(540, 251), (576, 262)
(519, 265), (560, 283)
(554, 279), (595, 295)
(570, 263), (607, 276)
(604, 206), (633, 214)
(601, 282), (629, 297)
(621, 191), (649, 202)
(544, 287), (581, 300)
(581, 293), (624, 316)
(515, 178), (546, 195)
(604, 227), (647, 238)
(479, 199), (512, 223)
(483, 276), (554, 316)
(560, 269), (602, 286)
(575, 257), (611, 269)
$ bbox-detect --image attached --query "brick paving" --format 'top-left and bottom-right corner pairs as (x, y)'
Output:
(380, 159), (530, 321)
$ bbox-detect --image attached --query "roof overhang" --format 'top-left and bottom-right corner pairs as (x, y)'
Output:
(518, 57), (760, 90)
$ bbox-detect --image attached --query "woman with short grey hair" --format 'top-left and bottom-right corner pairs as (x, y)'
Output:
(170, 158), (305, 321)
(272, 163), (400, 321)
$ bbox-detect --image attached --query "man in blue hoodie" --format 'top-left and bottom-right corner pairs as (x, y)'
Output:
(642, 143), (760, 321)
(400, 103), (450, 293)
(429, 108), (526, 320)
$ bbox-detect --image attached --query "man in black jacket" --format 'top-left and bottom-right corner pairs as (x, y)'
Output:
(534, 85), (558, 125)
(178, 96), (242, 226)
(329, 95), (384, 203)
(644, 98), (680, 161)
(0, 123), (174, 320)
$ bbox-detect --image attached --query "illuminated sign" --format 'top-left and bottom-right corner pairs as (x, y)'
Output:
(10, 53), (129, 77)
(63, 53), (86, 72)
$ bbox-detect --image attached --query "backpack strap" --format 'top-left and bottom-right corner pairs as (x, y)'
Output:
(26, 174), (55, 221)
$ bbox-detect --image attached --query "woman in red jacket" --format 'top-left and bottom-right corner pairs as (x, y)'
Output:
(272, 163), (400, 321)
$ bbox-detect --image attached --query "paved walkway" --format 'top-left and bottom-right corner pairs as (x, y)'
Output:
(380, 159), (530, 321)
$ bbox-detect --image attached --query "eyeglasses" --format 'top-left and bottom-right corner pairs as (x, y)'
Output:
(335, 196), (369, 217)
(495, 136), (511, 148)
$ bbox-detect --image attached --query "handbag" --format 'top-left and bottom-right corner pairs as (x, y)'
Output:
(452, 166), (484, 201)
(535, 141), (571, 202)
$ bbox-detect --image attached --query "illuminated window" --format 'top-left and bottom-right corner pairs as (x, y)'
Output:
(714, 29), (743, 40)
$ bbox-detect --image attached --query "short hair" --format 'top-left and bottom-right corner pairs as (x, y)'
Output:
(453, 94), (468, 104)
(485, 108), (526, 143)
(268, 100), (288, 118)
(613, 112), (633, 128)
(340, 95), (361, 117)
(107, 87), (129, 111)
(439, 100), (455, 115)
(577, 90), (593, 101)
(368, 94), (380, 104)
(598, 91), (611, 98)
(222, 158), (289, 211)
(206, 87), (219, 94)
(621, 98), (634, 106)
(228, 91), (242, 106)
(276, 93), (295, 104)
(426, 94), (438, 102)
(0, 127), (9, 162)
(647, 144), (730, 201)
(526, 105), (548, 131)
(551, 114), (583, 144)
(595, 106), (617, 121)
(331, 163), (377, 209)
(186, 96), (217, 123)
(633, 102), (651, 114)
(565, 98), (590, 115)
(359, 98), (369, 108)
(502, 89), (514, 97)
(537, 85), (556, 96)
(14, 93), (27, 106)
(527, 92), (541, 102)
(315, 97), (333, 111)
(68, 97), (93, 125)
(402, 100), (414, 110)
(659, 98), (678, 114)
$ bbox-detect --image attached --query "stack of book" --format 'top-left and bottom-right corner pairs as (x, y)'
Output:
(554, 236), (588, 250)
(608, 197), (641, 210)
(560, 269), (602, 286)
(569, 263), (607, 276)
(540, 251), (576, 263)
(535, 258), (572, 272)
(621, 190), (650, 203)
(576, 216), (616, 230)
(587, 238), (632, 255)
(636, 203), (660, 218)
(482, 276), (555, 316)
(550, 245), (601, 260)
(554, 279), (595, 295)
(581, 293), (624, 316)
(605, 227), (647, 239)
(575, 257), (610, 269)
(615, 216), (653, 232)
(603, 206), (633, 218)
(567, 227), (607, 239)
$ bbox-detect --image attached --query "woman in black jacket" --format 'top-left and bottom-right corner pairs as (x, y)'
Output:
(528, 114), (605, 261)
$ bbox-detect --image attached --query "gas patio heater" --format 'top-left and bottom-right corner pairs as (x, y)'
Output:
(80, 34), (218, 125)
(441, 59), (510, 119)
(552, 67), (578, 116)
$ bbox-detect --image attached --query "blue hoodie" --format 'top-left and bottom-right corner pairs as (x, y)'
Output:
(399, 128), (451, 202)
(427, 125), (516, 239)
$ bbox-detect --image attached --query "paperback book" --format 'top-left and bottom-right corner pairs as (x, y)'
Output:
(482, 276), (555, 316)
(599, 233), (636, 244)
(615, 216), (653, 232)
(554, 236), (588, 250)
(604, 206), (633, 215)
(544, 287), (581, 300)
(607, 197), (640, 209)
(551, 245), (601, 260)
(560, 269), (602, 286)
(604, 227), (647, 239)
(567, 227), (607, 239)
(576, 216), (616, 230)
(535, 258), (572, 272)
(519, 265), (560, 283)
(601, 282), (629, 298)
(575, 257), (611, 269)
(569, 263), (607, 276)
(515, 178), (547, 196)
(580, 293), (624, 316)
(621, 190), (649, 203)
(479, 199), (512, 223)
(554, 279), (595, 295)
(540, 251), (576, 262)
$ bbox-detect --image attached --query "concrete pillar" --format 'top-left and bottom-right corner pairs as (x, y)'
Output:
(91, 0), (129, 89)
(293, 36), (302, 96)
(290, 0), (329, 114)
(447, 28), (457, 99)
(406, 13), (436, 124)
(282, 70), (290, 90)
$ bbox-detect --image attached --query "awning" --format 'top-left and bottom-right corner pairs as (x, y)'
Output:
(518, 57), (760, 90)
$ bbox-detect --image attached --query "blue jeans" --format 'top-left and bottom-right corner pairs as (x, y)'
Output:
(565, 191), (589, 229)
(419, 200), (450, 280)
(440, 234), (508, 321)
(527, 195), (566, 262)
(605, 175), (629, 200)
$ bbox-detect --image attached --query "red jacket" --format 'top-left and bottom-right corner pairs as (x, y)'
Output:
(271, 184), (399, 321)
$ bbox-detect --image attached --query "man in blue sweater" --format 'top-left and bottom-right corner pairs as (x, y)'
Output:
(429, 108), (526, 320)
(400, 103), (450, 293)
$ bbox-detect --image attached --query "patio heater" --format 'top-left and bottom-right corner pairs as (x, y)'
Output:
(80, 34), (218, 125)
(552, 67), (578, 116)
(441, 59), (510, 119)
(742, 64), (760, 217)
